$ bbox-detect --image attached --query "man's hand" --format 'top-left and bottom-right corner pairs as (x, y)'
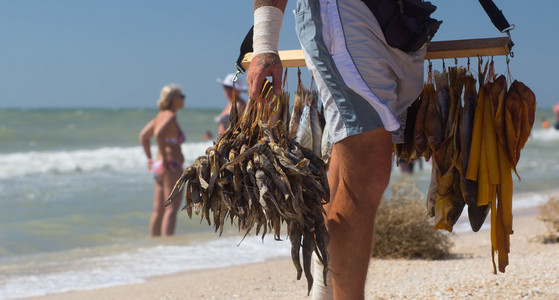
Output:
(248, 0), (287, 100)
(246, 53), (283, 101)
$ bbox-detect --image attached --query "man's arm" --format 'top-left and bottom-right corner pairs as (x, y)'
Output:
(254, 0), (287, 8)
(246, 0), (288, 101)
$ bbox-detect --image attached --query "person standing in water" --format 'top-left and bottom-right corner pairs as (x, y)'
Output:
(553, 103), (559, 130)
(541, 117), (550, 129)
(215, 73), (247, 135)
(139, 84), (186, 236)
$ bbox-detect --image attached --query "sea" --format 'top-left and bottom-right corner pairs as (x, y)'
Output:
(0, 107), (558, 299)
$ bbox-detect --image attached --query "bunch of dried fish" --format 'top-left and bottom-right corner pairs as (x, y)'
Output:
(429, 66), (466, 232)
(167, 80), (330, 294)
(290, 72), (330, 162)
(398, 60), (536, 273)
(291, 85), (322, 156)
(465, 64), (536, 273)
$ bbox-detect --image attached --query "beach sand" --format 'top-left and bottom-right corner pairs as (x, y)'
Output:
(28, 209), (558, 300)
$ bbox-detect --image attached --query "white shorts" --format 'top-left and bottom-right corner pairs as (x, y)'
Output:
(295, 0), (426, 143)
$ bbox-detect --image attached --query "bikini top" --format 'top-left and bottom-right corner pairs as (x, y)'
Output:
(165, 129), (186, 144)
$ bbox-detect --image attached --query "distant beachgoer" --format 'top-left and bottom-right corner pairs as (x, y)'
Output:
(398, 159), (415, 174)
(202, 130), (214, 141)
(553, 103), (559, 130)
(215, 73), (247, 135)
(139, 84), (186, 237)
(541, 117), (550, 129)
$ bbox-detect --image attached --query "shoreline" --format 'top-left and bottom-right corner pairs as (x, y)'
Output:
(26, 204), (558, 299)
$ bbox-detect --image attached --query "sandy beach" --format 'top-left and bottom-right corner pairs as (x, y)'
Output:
(27, 205), (558, 300)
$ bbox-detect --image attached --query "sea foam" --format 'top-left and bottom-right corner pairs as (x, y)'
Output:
(0, 142), (212, 179)
(530, 128), (559, 142)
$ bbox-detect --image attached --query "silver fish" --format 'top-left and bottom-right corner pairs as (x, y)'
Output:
(321, 126), (332, 162)
(434, 69), (449, 131)
(309, 92), (322, 157)
(296, 102), (313, 150)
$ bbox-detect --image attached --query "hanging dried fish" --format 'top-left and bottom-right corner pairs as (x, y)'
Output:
(414, 87), (429, 157)
(396, 58), (536, 275)
(460, 74), (478, 207)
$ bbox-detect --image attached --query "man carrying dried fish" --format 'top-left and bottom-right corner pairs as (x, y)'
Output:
(247, 0), (437, 299)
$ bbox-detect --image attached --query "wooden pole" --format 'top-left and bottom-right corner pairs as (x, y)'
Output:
(424, 37), (512, 60)
(240, 37), (512, 69)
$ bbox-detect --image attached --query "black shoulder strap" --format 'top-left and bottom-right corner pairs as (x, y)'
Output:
(478, 0), (512, 33)
(235, 26), (254, 73)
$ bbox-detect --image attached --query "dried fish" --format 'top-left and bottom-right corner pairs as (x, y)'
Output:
(397, 61), (536, 274)
(166, 80), (330, 293)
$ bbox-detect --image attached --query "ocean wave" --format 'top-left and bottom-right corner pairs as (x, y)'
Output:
(530, 128), (559, 142)
(0, 142), (213, 179)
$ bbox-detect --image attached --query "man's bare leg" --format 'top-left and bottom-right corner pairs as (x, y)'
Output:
(324, 128), (392, 300)
(325, 147), (340, 216)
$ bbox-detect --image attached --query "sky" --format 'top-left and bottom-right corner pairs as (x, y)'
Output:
(0, 0), (557, 109)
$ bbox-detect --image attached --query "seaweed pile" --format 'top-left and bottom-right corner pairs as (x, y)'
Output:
(167, 80), (329, 293)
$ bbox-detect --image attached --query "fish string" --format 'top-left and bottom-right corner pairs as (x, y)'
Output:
(506, 55), (514, 84)
(282, 68), (288, 94)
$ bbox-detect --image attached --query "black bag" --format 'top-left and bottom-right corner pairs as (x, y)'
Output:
(361, 0), (442, 52)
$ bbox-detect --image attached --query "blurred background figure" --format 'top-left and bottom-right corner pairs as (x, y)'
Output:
(398, 159), (415, 174)
(398, 158), (422, 174)
(139, 84), (185, 237)
(202, 130), (214, 141)
(554, 103), (559, 130)
(215, 73), (247, 135)
(541, 117), (550, 129)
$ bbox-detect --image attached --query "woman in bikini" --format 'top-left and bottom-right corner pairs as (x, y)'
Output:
(139, 84), (186, 237)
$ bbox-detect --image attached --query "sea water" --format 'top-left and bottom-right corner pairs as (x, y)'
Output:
(0, 108), (557, 299)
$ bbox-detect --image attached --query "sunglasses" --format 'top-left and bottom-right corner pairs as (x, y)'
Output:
(179, 94), (186, 100)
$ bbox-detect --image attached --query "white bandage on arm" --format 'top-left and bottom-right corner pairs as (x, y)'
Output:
(252, 6), (284, 57)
